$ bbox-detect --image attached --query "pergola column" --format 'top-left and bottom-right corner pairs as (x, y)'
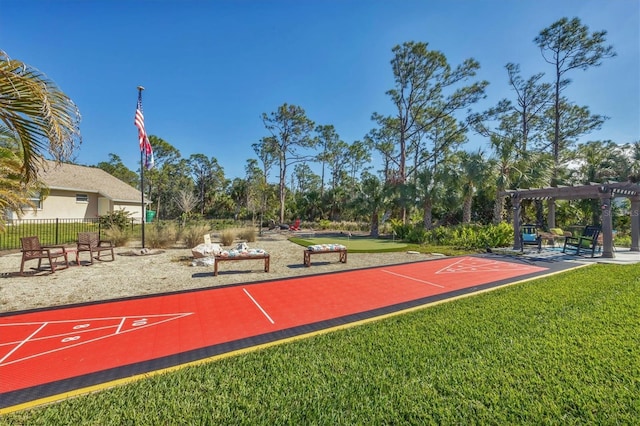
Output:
(547, 198), (556, 229)
(630, 196), (640, 251)
(599, 192), (614, 258)
(512, 194), (521, 251)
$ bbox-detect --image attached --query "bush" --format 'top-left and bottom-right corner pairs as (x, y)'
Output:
(446, 223), (514, 250)
(103, 225), (130, 247)
(99, 209), (132, 231)
(389, 219), (411, 240)
(220, 229), (235, 246)
(318, 219), (332, 230)
(145, 222), (178, 248)
(237, 227), (257, 242)
(406, 226), (428, 244)
(182, 224), (212, 248)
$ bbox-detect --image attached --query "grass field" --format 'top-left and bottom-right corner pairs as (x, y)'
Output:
(289, 234), (468, 256)
(3, 263), (638, 424)
(290, 234), (408, 252)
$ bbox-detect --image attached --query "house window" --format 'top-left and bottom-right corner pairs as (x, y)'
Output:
(22, 193), (42, 210)
(76, 194), (89, 203)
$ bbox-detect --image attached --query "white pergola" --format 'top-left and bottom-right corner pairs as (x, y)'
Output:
(499, 181), (640, 258)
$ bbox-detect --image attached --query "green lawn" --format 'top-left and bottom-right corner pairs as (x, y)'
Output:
(3, 263), (639, 424)
(290, 235), (408, 252)
(290, 235), (469, 256)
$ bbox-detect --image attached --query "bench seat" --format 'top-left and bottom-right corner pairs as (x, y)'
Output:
(213, 249), (269, 276)
(304, 244), (347, 267)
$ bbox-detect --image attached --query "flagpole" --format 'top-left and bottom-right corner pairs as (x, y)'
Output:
(138, 86), (146, 249)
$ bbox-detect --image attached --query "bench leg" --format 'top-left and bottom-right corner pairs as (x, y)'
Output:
(214, 260), (219, 276)
(340, 250), (347, 263)
(304, 251), (311, 267)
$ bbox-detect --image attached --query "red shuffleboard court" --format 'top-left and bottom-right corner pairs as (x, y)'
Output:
(1, 255), (574, 412)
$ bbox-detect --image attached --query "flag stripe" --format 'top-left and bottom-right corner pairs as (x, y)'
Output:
(134, 99), (154, 169)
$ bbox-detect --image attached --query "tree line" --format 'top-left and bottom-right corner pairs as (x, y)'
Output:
(2, 17), (638, 235)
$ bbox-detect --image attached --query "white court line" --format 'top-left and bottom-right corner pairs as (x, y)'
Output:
(243, 288), (275, 324)
(0, 322), (47, 364)
(381, 270), (445, 288)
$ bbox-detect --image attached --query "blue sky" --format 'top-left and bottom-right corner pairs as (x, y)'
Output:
(2, 0), (638, 180)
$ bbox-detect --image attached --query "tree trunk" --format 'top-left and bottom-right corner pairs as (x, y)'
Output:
(422, 198), (433, 230)
(462, 195), (472, 224)
(370, 210), (379, 238)
(493, 197), (504, 225)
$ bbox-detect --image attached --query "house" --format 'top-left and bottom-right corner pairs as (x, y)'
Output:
(10, 160), (147, 221)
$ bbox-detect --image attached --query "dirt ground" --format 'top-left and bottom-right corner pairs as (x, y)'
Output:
(0, 231), (436, 313)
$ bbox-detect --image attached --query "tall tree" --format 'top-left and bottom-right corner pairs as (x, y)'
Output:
(454, 149), (492, 224)
(469, 63), (553, 154)
(352, 172), (388, 237)
(143, 136), (187, 219)
(259, 103), (316, 223)
(621, 141), (640, 183)
(96, 154), (138, 188)
(375, 41), (488, 185)
(534, 17), (616, 176)
(244, 159), (264, 225)
(346, 140), (373, 184)
(188, 153), (226, 216)
(315, 124), (340, 196)
(252, 141), (278, 227)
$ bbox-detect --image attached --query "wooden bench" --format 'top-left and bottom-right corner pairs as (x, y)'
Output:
(304, 244), (347, 267)
(213, 250), (270, 276)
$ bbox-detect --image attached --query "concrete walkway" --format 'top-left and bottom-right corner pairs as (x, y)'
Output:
(498, 246), (640, 265)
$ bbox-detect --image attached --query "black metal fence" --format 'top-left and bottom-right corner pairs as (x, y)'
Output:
(0, 218), (140, 251)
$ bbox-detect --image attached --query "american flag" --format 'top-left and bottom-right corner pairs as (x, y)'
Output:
(134, 98), (154, 169)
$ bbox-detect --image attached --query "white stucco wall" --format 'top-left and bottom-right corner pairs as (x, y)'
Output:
(12, 190), (144, 221)
(19, 190), (98, 220)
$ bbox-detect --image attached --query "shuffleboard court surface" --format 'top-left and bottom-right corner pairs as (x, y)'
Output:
(0, 255), (577, 412)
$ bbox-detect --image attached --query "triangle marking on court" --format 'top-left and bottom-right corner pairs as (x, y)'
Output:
(0, 312), (193, 367)
(436, 257), (536, 274)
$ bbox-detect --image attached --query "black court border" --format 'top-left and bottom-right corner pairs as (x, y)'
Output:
(0, 254), (581, 410)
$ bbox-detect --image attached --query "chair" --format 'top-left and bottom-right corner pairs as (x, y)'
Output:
(520, 224), (542, 253)
(20, 236), (70, 276)
(77, 232), (115, 264)
(562, 225), (601, 257)
(289, 219), (301, 231)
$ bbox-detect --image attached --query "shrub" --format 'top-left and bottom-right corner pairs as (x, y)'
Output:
(103, 225), (130, 247)
(99, 209), (132, 231)
(406, 226), (428, 244)
(444, 223), (514, 250)
(145, 222), (178, 248)
(389, 219), (411, 240)
(220, 229), (235, 246)
(182, 224), (212, 248)
(425, 226), (451, 245)
(237, 227), (257, 242)
(318, 219), (332, 230)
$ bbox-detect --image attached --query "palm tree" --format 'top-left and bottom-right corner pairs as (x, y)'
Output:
(0, 49), (81, 182)
(0, 129), (46, 227)
(455, 149), (492, 224)
(352, 173), (388, 237)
